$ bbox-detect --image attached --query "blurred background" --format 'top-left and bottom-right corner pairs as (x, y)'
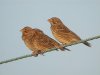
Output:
(0, 0), (100, 75)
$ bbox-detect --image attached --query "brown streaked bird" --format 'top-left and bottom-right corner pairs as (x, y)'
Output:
(48, 17), (91, 47)
(21, 26), (70, 57)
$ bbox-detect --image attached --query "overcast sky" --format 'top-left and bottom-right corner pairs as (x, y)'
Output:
(0, 0), (100, 75)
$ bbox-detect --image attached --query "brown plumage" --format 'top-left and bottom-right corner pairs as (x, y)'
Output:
(21, 26), (70, 57)
(48, 17), (91, 47)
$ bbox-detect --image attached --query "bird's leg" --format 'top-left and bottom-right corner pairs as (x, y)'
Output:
(55, 49), (59, 51)
(37, 50), (45, 56)
(32, 51), (38, 57)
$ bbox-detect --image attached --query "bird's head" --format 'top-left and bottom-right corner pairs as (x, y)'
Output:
(20, 26), (33, 33)
(48, 17), (63, 25)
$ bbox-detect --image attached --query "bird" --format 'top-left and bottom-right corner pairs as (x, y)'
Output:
(20, 26), (70, 57)
(48, 17), (91, 47)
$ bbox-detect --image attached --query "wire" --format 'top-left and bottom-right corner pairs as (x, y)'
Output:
(0, 35), (100, 65)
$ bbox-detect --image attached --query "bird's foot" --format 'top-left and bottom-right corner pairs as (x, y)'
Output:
(55, 49), (59, 51)
(32, 51), (38, 57)
(37, 50), (45, 56)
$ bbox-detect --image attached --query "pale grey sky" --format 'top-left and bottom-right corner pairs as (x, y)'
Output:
(0, 0), (100, 75)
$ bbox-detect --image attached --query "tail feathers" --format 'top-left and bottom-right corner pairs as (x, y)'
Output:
(56, 44), (71, 51)
(83, 41), (91, 47)
(63, 47), (71, 51)
(58, 46), (71, 51)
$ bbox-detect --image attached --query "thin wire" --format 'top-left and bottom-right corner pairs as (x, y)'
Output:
(0, 35), (100, 65)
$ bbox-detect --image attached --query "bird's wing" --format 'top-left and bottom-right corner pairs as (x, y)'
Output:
(33, 35), (55, 50)
(52, 25), (81, 40)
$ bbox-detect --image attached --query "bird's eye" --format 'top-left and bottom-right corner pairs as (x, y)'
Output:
(55, 21), (58, 23)
(24, 30), (28, 33)
(53, 21), (58, 24)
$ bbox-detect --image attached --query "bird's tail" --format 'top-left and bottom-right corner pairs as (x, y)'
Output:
(60, 47), (71, 51)
(56, 45), (71, 51)
(63, 47), (71, 51)
(83, 41), (91, 47)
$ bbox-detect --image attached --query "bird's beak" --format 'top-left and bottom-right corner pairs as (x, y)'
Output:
(48, 18), (52, 22)
(48, 18), (54, 25)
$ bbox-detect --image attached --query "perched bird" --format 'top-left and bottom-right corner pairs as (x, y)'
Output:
(21, 26), (70, 57)
(48, 17), (91, 47)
